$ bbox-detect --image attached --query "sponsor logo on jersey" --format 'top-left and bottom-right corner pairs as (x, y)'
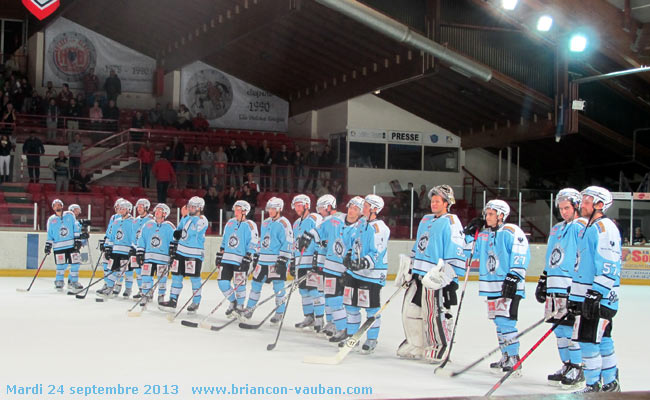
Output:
(182, 229), (188, 240)
(487, 252), (498, 274)
(334, 240), (344, 257)
(549, 245), (564, 268)
(116, 230), (124, 241)
(417, 234), (429, 252)
(59, 227), (68, 237)
(151, 236), (161, 248)
(262, 236), (270, 248)
(608, 290), (619, 304)
(228, 235), (239, 248)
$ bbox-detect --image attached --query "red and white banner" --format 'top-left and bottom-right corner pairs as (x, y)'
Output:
(22, 0), (59, 20)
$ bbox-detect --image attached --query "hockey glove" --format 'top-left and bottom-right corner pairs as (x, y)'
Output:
(173, 230), (182, 241)
(99, 239), (106, 252)
(251, 254), (259, 274)
(240, 252), (252, 272)
(44, 242), (52, 255)
(276, 256), (288, 271)
(501, 273), (520, 299)
(442, 281), (459, 308)
(582, 289), (603, 320)
(169, 241), (178, 258)
(351, 257), (371, 271)
(311, 252), (319, 271)
(104, 246), (113, 260)
(343, 250), (353, 270)
(422, 259), (454, 291)
(74, 239), (82, 251)
(535, 272), (547, 304)
(567, 300), (582, 316)
(215, 249), (224, 267)
(136, 249), (145, 266)
(288, 258), (296, 277)
(463, 217), (485, 236)
(298, 232), (313, 252)
(128, 247), (136, 257)
(80, 231), (90, 240)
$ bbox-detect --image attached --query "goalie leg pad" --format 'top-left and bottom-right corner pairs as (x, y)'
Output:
(422, 286), (452, 364)
(397, 282), (424, 360)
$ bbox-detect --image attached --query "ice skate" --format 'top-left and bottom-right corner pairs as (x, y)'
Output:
(548, 362), (570, 386)
(295, 314), (315, 329)
(560, 364), (585, 390)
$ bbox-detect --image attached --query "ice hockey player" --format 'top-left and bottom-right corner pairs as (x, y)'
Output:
(159, 196), (209, 313)
(45, 199), (81, 291)
(242, 197), (293, 324)
(136, 203), (175, 306)
(325, 196), (365, 343)
(290, 194), (323, 330)
(396, 185), (466, 363)
(536, 188), (585, 388)
(568, 186), (621, 393)
(341, 194), (390, 354)
(298, 194), (343, 336)
(465, 199), (529, 375)
(98, 199), (135, 298)
(129, 198), (153, 299)
(217, 200), (258, 318)
(98, 198), (124, 293)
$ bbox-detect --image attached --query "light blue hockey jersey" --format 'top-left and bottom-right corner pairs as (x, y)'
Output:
(258, 216), (293, 266)
(544, 218), (586, 294)
(46, 211), (80, 251)
(221, 218), (259, 266)
(469, 223), (530, 298)
(137, 219), (176, 265)
(104, 213), (120, 240)
(133, 214), (154, 248)
(412, 213), (467, 279)
(323, 215), (363, 277)
(176, 215), (209, 261)
(293, 213), (322, 269)
(309, 212), (345, 268)
(107, 215), (136, 255)
(348, 218), (390, 286)
(569, 217), (621, 311)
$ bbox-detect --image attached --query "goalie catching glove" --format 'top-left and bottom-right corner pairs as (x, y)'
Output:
(422, 259), (456, 291)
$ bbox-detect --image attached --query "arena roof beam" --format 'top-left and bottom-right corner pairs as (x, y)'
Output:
(460, 119), (556, 149)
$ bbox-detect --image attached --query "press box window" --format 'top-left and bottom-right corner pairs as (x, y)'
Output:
(388, 144), (421, 170)
(349, 142), (386, 168)
(424, 146), (459, 172)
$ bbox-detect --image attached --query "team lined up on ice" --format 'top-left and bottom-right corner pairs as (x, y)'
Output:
(43, 184), (620, 393)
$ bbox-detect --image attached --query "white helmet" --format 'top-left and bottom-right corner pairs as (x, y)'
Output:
(114, 198), (124, 209)
(581, 186), (613, 212)
(266, 197), (284, 212)
(233, 200), (251, 215)
(428, 185), (456, 209)
(555, 188), (582, 209)
(119, 199), (133, 213)
(484, 199), (510, 221)
(136, 198), (151, 212)
(68, 204), (81, 212)
(188, 196), (205, 211)
(291, 194), (311, 210)
(346, 196), (365, 210)
(153, 203), (170, 218)
(364, 194), (384, 214)
(316, 194), (337, 211)
(51, 198), (63, 208)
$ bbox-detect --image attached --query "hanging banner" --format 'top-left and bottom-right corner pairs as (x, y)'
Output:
(44, 17), (155, 93)
(180, 61), (288, 132)
(22, 0), (60, 20)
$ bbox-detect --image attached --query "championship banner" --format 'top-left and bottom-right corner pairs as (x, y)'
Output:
(621, 247), (650, 281)
(180, 61), (288, 132)
(44, 17), (155, 93)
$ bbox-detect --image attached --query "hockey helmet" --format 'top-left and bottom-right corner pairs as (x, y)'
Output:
(555, 188), (582, 209)
(484, 199), (510, 221)
(266, 197), (284, 212)
(316, 194), (337, 211)
(153, 203), (170, 218)
(188, 196), (205, 211)
(291, 194), (311, 210)
(114, 198), (124, 209)
(51, 198), (63, 209)
(68, 204), (81, 213)
(364, 194), (384, 214)
(581, 186), (613, 212)
(233, 200), (251, 215)
(346, 196), (365, 211)
(119, 199), (133, 213)
(136, 198), (151, 212)
(428, 185), (456, 208)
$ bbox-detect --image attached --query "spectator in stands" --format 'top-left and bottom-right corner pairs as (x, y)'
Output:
(148, 103), (163, 127)
(175, 104), (193, 130)
(162, 103), (177, 127)
(204, 186), (220, 233)
(44, 81), (57, 100)
(3, 55), (19, 79)
(244, 172), (260, 193)
(26, 90), (43, 115)
(49, 150), (70, 192)
(200, 145), (214, 189)
(257, 139), (268, 161)
(240, 140), (255, 177)
(57, 83), (73, 111)
(633, 227), (647, 246)
(131, 110), (145, 129)
(208, 175), (223, 193)
(319, 144), (334, 183)
(160, 143), (172, 162)
(226, 140), (241, 188)
(242, 184), (257, 218)
(192, 112), (209, 132)
(68, 133), (83, 180)
(102, 99), (119, 131)
(82, 67), (99, 107)
(223, 185), (237, 220)
(152, 155), (176, 203)
(138, 140), (155, 188)
(75, 92), (86, 111)
(187, 145), (201, 188)
(89, 100), (103, 131)
(303, 147), (319, 193)
(104, 69), (121, 103)
(22, 133), (44, 183)
(1, 93), (10, 114)
(0, 134), (11, 183)
(45, 98), (59, 142)
(1, 103), (16, 135)
(275, 144), (290, 192)
(171, 136), (185, 171)
(260, 145), (272, 192)
(214, 145), (227, 188)
(65, 98), (81, 139)
(329, 179), (344, 206)
(314, 179), (328, 198)
(292, 145), (305, 192)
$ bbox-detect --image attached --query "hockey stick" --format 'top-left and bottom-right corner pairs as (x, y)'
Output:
(166, 263), (220, 322)
(16, 253), (49, 292)
(202, 280), (296, 331)
(70, 248), (104, 298)
(433, 229), (480, 374)
(303, 280), (408, 365)
(127, 265), (169, 317)
(442, 309), (561, 378)
(239, 274), (309, 330)
(485, 314), (569, 396)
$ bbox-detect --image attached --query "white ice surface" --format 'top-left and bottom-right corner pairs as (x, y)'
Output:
(1, 278), (649, 399)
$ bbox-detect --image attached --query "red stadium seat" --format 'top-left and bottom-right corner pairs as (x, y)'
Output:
(168, 188), (182, 199)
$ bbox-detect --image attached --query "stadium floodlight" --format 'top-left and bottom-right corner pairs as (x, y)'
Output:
(537, 15), (553, 32)
(569, 34), (588, 52)
(501, 0), (518, 11)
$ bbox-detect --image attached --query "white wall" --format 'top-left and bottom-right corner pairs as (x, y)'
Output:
(315, 101), (347, 139)
(288, 110), (317, 140)
(348, 168), (463, 197)
(162, 70), (181, 109)
(463, 148), (530, 191)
